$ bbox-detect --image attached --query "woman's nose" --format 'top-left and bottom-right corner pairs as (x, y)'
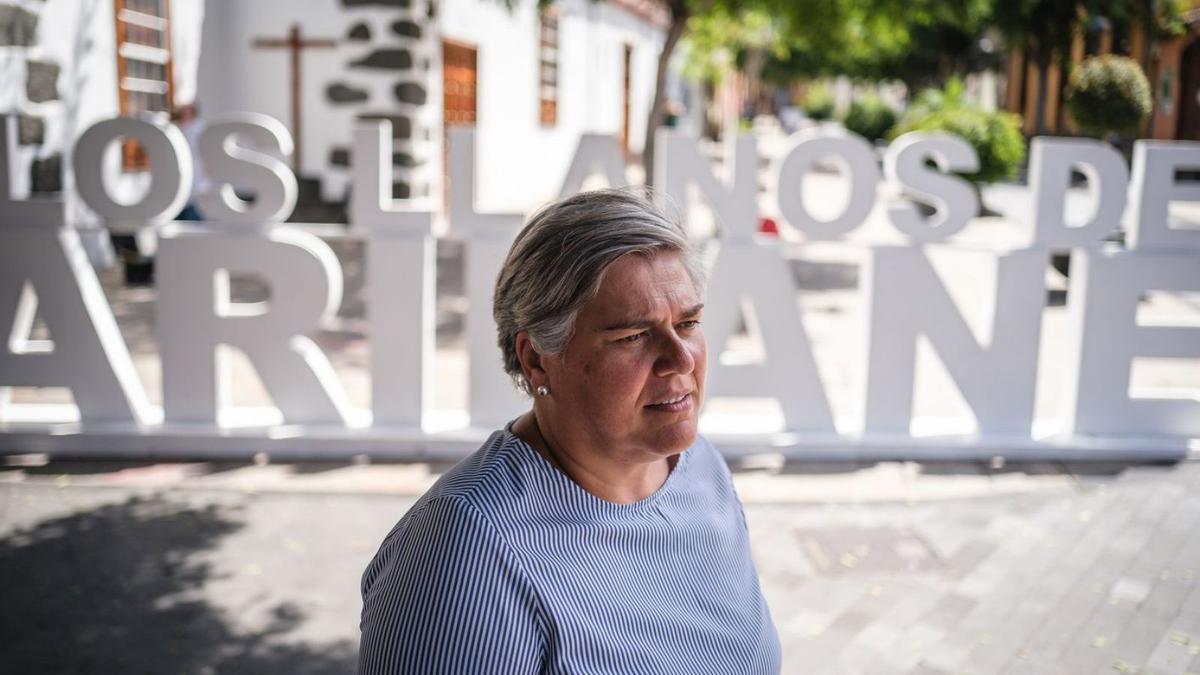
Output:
(654, 333), (695, 376)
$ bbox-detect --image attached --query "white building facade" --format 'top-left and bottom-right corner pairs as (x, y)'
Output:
(0, 0), (204, 229)
(196, 0), (666, 214)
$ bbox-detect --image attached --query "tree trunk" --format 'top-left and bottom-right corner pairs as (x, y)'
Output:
(642, 2), (689, 189)
(1034, 51), (1050, 135)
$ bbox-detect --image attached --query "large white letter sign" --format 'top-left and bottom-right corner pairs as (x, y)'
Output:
(884, 132), (979, 243)
(703, 242), (837, 432)
(655, 130), (757, 240)
(774, 128), (880, 240)
(157, 225), (353, 426)
(1061, 249), (1200, 436)
(1028, 137), (1128, 249)
(0, 117), (152, 424)
(1127, 141), (1200, 251)
(447, 127), (525, 428)
(72, 113), (191, 229)
(194, 113), (298, 223)
(859, 247), (1046, 435)
(657, 132), (834, 430)
(558, 134), (628, 197)
(352, 121), (435, 428)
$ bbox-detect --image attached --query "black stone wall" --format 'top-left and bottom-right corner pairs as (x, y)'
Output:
(1, 3), (63, 195)
(318, 0), (435, 203)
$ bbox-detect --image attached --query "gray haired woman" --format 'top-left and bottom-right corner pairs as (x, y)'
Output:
(359, 188), (780, 674)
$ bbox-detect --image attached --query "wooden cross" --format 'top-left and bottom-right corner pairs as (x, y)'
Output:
(252, 24), (335, 173)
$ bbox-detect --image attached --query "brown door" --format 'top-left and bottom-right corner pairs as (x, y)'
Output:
(1176, 38), (1200, 140)
(621, 44), (632, 156)
(442, 39), (478, 206)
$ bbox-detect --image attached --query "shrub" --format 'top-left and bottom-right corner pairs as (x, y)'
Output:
(801, 83), (835, 121)
(892, 81), (1025, 184)
(1065, 55), (1152, 137)
(842, 95), (897, 142)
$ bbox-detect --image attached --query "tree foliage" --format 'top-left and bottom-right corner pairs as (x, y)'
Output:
(801, 83), (835, 120)
(842, 94), (897, 141)
(1065, 55), (1152, 136)
(757, 0), (997, 90)
(891, 79), (1025, 184)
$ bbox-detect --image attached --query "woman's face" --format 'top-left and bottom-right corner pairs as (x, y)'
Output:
(541, 250), (707, 461)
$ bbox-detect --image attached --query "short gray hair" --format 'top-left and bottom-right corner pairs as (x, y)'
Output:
(493, 188), (705, 394)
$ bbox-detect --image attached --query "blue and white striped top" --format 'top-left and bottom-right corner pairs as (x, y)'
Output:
(359, 428), (781, 674)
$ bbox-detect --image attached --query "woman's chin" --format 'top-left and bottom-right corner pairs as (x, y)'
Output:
(651, 417), (699, 455)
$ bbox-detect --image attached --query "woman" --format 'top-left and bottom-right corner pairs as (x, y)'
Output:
(359, 189), (780, 674)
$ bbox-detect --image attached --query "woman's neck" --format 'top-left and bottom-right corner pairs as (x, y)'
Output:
(512, 411), (673, 505)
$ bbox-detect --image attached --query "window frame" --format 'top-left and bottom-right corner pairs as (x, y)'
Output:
(114, 0), (175, 172)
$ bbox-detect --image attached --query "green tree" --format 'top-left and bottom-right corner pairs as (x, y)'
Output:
(842, 94), (897, 141)
(891, 79), (1025, 184)
(1064, 55), (1152, 137)
(992, 0), (1184, 135)
(992, 1), (1096, 135)
(758, 0), (996, 93)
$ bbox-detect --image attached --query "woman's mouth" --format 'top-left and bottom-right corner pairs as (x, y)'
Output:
(646, 392), (692, 413)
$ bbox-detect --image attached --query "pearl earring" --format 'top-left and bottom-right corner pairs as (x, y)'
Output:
(536, 385), (550, 397)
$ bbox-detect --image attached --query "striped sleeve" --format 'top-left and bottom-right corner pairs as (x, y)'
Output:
(358, 496), (545, 674)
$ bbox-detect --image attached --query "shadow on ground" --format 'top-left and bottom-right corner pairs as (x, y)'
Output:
(0, 495), (356, 674)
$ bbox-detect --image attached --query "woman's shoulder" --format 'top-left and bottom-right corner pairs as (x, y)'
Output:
(432, 428), (534, 497)
(390, 429), (533, 533)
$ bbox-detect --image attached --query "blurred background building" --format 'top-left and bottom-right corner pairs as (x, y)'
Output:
(1, 0), (680, 223)
(4, 0), (1198, 224)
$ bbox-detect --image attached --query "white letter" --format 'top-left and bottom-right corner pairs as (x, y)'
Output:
(1127, 141), (1200, 251)
(657, 130), (834, 430)
(157, 225), (353, 426)
(884, 132), (979, 243)
(72, 114), (191, 229)
(656, 130), (757, 242)
(195, 113), (298, 224)
(352, 121), (435, 428)
(1061, 248), (1200, 436)
(0, 117), (152, 424)
(1028, 137), (1128, 248)
(703, 242), (837, 432)
(774, 128), (879, 240)
(559, 134), (628, 197)
(448, 127), (525, 428)
(859, 246), (1046, 435)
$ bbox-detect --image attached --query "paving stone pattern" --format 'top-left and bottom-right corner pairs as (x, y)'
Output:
(2, 459), (1198, 673)
(748, 463), (1200, 674)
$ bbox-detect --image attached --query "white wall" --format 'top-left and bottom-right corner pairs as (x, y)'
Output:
(197, 0), (437, 204)
(439, 0), (663, 212)
(197, 0), (345, 188)
(194, 0), (664, 212)
(170, 0), (206, 106)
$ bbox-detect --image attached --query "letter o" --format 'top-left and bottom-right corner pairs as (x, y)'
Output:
(774, 129), (880, 240)
(73, 114), (191, 227)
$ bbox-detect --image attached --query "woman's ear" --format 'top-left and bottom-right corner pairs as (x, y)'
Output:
(515, 331), (548, 389)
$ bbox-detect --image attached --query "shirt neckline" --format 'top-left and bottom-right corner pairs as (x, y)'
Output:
(501, 424), (693, 513)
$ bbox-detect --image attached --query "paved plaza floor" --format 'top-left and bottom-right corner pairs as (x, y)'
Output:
(2, 455), (1199, 673)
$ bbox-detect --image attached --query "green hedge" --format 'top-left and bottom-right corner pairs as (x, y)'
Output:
(1065, 55), (1152, 136)
(842, 95), (896, 142)
(801, 83), (835, 121)
(892, 81), (1025, 184)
